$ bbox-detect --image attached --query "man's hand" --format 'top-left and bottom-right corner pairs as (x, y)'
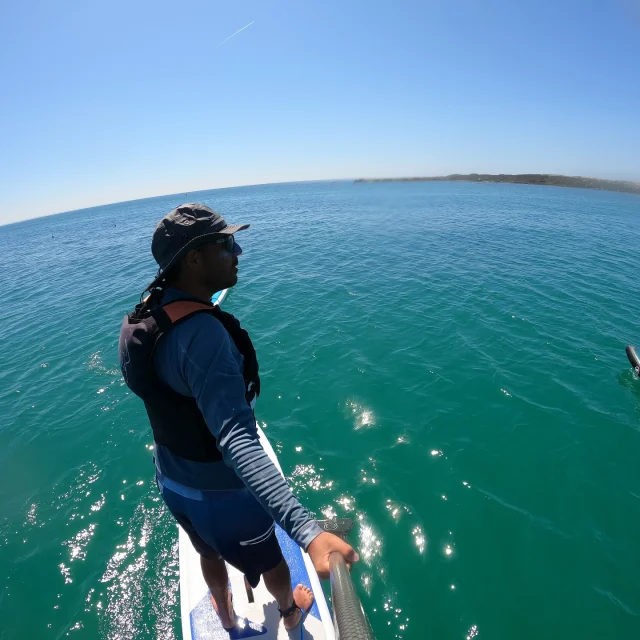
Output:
(307, 531), (359, 579)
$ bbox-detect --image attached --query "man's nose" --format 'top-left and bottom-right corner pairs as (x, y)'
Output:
(233, 241), (242, 257)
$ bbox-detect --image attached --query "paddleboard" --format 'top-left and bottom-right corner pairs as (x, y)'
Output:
(179, 287), (335, 639)
(212, 289), (228, 307)
(179, 428), (334, 639)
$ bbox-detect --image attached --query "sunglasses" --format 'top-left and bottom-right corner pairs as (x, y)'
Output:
(209, 234), (235, 252)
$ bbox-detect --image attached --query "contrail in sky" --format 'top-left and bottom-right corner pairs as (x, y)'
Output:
(217, 20), (255, 47)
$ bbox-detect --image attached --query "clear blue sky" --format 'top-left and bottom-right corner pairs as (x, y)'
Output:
(1, 0), (639, 224)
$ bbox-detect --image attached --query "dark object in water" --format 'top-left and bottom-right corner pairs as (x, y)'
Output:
(626, 345), (640, 374)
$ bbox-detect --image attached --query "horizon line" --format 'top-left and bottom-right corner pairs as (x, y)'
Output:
(0, 178), (343, 229)
(2, 172), (638, 228)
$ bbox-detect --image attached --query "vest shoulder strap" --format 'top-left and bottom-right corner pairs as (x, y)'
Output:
(142, 300), (216, 335)
(162, 300), (214, 324)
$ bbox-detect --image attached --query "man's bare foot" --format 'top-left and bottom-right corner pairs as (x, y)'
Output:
(210, 588), (236, 629)
(282, 584), (314, 631)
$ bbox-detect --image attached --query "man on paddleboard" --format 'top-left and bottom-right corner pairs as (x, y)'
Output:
(119, 203), (358, 632)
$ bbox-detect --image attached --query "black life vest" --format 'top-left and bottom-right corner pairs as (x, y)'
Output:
(118, 295), (260, 463)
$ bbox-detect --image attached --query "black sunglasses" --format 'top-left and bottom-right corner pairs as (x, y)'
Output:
(209, 234), (235, 252)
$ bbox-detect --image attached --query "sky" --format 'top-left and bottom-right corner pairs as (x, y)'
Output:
(1, 0), (639, 224)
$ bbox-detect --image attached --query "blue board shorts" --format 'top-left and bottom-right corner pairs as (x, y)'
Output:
(157, 476), (283, 588)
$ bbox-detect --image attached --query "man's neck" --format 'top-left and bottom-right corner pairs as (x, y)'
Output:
(166, 279), (213, 304)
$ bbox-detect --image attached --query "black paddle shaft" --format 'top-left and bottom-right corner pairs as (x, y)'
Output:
(330, 552), (375, 640)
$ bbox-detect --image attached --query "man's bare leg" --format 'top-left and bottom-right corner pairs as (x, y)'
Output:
(200, 555), (236, 629)
(263, 559), (314, 630)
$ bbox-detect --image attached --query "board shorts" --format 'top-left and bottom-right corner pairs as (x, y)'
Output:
(157, 475), (283, 588)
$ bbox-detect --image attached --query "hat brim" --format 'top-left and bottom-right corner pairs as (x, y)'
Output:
(217, 223), (250, 234)
(145, 223), (250, 291)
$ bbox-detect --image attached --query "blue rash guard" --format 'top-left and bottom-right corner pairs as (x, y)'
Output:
(152, 287), (322, 550)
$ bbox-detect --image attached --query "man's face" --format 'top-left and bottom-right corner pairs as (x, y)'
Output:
(195, 237), (242, 291)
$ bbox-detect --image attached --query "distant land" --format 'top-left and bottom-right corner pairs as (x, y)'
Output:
(354, 174), (640, 195)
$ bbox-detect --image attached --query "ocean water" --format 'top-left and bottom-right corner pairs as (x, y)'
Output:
(1, 181), (639, 640)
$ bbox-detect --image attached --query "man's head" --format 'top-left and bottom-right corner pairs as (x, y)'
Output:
(147, 203), (249, 294)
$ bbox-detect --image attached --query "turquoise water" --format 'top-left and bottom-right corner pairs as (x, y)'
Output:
(1, 181), (640, 640)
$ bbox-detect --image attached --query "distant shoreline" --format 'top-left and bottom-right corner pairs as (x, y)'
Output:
(354, 174), (640, 195)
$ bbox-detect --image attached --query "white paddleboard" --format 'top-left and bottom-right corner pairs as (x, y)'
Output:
(179, 288), (334, 639)
(211, 289), (228, 307)
(178, 428), (334, 639)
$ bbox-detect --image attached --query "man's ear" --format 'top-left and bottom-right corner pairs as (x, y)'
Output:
(182, 248), (201, 272)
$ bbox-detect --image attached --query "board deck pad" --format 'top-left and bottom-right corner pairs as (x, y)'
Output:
(179, 380), (335, 639)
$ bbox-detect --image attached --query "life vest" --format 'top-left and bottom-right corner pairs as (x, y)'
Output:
(118, 295), (260, 463)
